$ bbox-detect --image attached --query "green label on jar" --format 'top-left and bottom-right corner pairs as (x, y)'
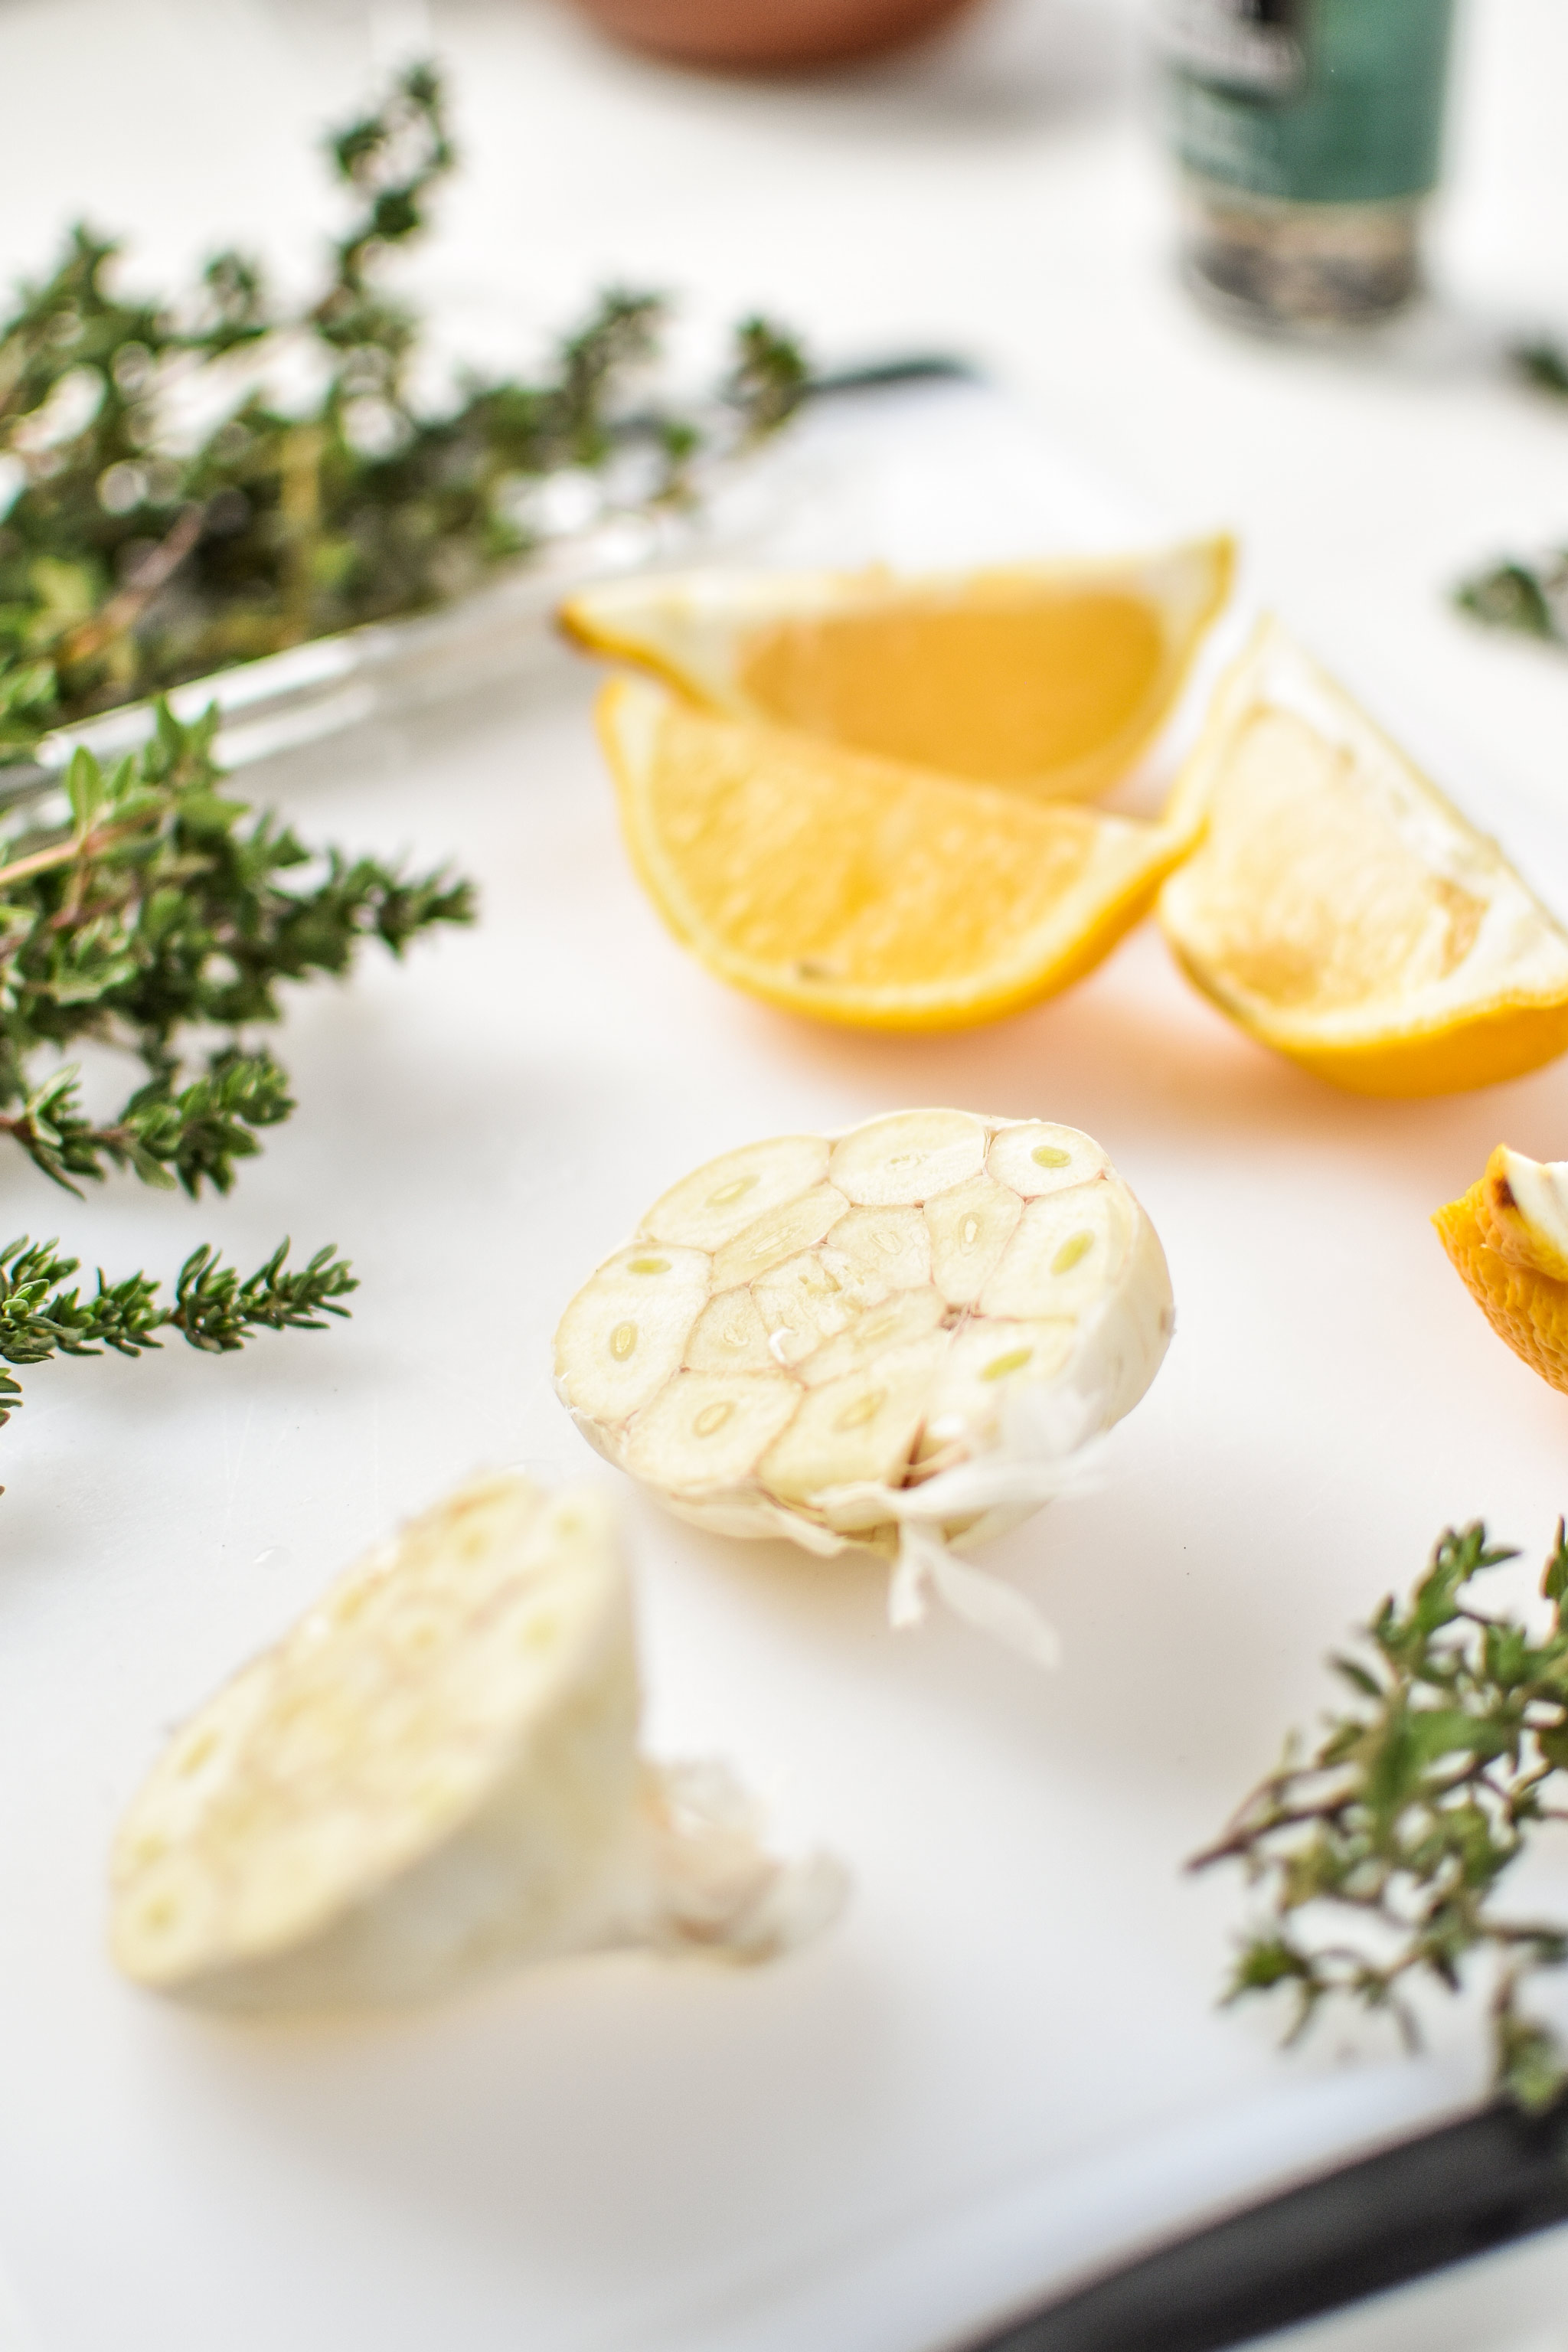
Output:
(1160, 0), (1455, 206)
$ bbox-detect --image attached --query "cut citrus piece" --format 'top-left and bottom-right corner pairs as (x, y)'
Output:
(1435, 1147), (1568, 1396)
(1158, 619), (1568, 1096)
(597, 676), (1194, 1031)
(555, 1111), (1174, 1661)
(109, 1474), (844, 2010)
(561, 538), (1233, 802)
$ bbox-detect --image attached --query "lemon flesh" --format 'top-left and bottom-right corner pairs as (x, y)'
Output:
(1435, 1146), (1568, 1397)
(110, 1475), (843, 2010)
(561, 539), (1233, 802)
(596, 676), (1194, 1031)
(554, 1112), (1174, 1588)
(1158, 619), (1568, 1096)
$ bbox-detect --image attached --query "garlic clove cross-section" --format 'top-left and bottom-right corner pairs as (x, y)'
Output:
(554, 1111), (1175, 1662)
(110, 1474), (844, 2011)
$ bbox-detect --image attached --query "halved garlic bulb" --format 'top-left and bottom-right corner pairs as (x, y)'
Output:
(554, 1110), (1174, 1661)
(110, 1474), (844, 2010)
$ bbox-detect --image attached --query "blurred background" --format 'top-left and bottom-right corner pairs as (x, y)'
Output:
(2, 0), (1565, 803)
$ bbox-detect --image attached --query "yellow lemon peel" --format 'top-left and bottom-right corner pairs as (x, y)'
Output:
(1436, 1147), (1568, 1398)
(1158, 619), (1568, 1096)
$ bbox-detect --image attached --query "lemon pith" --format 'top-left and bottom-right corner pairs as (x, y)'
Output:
(1436, 1148), (1568, 1398)
(1158, 619), (1568, 1096)
(596, 676), (1194, 1031)
(562, 537), (1233, 802)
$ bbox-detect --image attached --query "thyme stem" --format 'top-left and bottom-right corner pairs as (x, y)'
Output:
(1196, 1519), (1568, 2111)
(0, 62), (806, 751)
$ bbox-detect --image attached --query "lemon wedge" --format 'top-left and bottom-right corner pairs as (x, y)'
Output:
(562, 538), (1233, 802)
(1435, 1147), (1568, 1396)
(1158, 619), (1568, 1096)
(555, 1111), (1174, 1662)
(597, 675), (1193, 1030)
(110, 1475), (844, 2010)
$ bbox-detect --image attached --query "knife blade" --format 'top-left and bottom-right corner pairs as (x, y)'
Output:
(964, 2093), (1568, 2352)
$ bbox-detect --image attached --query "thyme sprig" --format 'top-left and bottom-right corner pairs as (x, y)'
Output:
(0, 1235), (356, 1429)
(0, 58), (799, 1458)
(1454, 552), (1568, 648)
(1452, 339), (1568, 648)
(1513, 341), (1568, 403)
(0, 696), (470, 1432)
(1194, 1521), (1568, 2112)
(0, 61), (807, 748)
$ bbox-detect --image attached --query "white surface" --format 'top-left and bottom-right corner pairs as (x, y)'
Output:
(3, 5), (1568, 2348)
(2, 373), (1566, 2352)
(0, 2271), (40, 2352)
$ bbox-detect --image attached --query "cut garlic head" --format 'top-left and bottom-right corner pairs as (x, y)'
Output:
(110, 1475), (844, 2011)
(554, 1112), (1174, 1659)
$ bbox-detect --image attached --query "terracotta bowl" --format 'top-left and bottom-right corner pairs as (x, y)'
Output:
(570, 0), (981, 72)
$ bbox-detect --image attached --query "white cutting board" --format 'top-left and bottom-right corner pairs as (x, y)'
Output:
(2, 381), (1567, 2352)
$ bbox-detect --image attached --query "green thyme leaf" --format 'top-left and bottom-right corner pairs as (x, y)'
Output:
(1514, 341), (1568, 400)
(1449, 345), (1568, 647)
(0, 62), (805, 743)
(0, 695), (470, 1438)
(1455, 559), (1560, 645)
(0, 1231), (356, 1419)
(1195, 1520), (1568, 2110)
(0, 57), (799, 1469)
